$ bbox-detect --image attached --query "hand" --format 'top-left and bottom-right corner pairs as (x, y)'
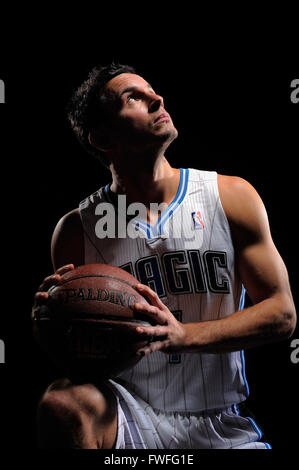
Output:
(134, 283), (187, 356)
(31, 264), (75, 321)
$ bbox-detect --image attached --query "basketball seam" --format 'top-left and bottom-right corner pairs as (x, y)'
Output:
(38, 314), (150, 325)
(49, 274), (137, 290)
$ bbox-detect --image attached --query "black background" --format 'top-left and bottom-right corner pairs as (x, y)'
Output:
(0, 17), (298, 460)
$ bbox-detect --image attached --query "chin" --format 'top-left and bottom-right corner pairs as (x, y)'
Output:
(160, 127), (178, 144)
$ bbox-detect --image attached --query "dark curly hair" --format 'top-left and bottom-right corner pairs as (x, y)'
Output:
(67, 62), (136, 167)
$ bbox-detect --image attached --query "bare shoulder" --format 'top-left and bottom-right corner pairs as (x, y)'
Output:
(218, 174), (260, 202)
(217, 174), (270, 245)
(51, 208), (84, 270)
(53, 208), (82, 233)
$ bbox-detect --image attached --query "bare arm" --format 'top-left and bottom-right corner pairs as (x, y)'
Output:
(134, 175), (296, 354)
(51, 208), (85, 271)
(32, 209), (84, 320)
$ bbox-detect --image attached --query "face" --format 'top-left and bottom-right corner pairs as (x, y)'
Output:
(103, 73), (178, 152)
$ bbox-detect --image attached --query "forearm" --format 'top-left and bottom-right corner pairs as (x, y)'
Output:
(183, 295), (295, 353)
(134, 284), (296, 357)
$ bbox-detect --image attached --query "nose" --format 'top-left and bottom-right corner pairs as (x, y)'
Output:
(148, 93), (164, 113)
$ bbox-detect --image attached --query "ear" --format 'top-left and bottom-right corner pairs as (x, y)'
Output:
(88, 129), (112, 152)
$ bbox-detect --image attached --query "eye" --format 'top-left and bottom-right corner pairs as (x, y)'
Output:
(127, 93), (142, 103)
(127, 95), (136, 103)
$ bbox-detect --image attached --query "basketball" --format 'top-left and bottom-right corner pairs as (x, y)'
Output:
(33, 264), (153, 381)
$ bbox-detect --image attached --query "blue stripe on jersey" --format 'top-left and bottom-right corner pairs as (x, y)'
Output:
(239, 285), (246, 310)
(132, 168), (189, 239)
(246, 416), (263, 441)
(104, 183), (112, 200)
(153, 167), (185, 236)
(240, 350), (250, 397)
(233, 404), (270, 447)
(239, 286), (250, 397)
(155, 168), (189, 237)
(133, 218), (152, 237)
(103, 169), (189, 239)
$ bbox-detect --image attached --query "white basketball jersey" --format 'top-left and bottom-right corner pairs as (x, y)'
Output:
(79, 168), (249, 413)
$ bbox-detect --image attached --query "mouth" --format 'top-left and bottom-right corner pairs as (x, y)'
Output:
(154, 112), (170, 124)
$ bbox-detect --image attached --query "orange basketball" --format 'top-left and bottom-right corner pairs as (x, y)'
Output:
(33, 264), (152, 381)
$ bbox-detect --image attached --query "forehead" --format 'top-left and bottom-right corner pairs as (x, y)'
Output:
(105, 73), (151, 95)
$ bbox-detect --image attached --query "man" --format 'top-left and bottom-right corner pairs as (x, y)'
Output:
(32, 63), (296, 449)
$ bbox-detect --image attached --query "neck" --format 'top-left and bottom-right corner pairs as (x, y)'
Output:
(109, 151), (180, 207)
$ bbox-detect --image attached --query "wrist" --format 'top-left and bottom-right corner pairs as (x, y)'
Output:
(181, 320), (225, 353)
(182, 323), (202, 352)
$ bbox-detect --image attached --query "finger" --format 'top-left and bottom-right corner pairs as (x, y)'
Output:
(137, 340), (166, 357)
(34, 292), (49, 305)
(38, 264), (74, 292)
(134, 302), (168, 325)
(55, 264), (75, 275)
(136, 325), (168, 340)
(38, 274), (62, 292)
(136, 284), (166, 310)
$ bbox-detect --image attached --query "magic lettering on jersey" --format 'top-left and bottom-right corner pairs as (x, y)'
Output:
(120, 249), (231, 297)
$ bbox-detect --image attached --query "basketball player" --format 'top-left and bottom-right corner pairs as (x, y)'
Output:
(32, 63), (296, 449)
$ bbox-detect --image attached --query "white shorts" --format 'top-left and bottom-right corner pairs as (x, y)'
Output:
(108, 380), (271, 450)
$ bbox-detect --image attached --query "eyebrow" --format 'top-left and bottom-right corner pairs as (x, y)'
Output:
(119, 82), (154, 97)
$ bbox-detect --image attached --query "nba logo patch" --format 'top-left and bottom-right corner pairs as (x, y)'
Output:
(192, 211), (205, 229)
